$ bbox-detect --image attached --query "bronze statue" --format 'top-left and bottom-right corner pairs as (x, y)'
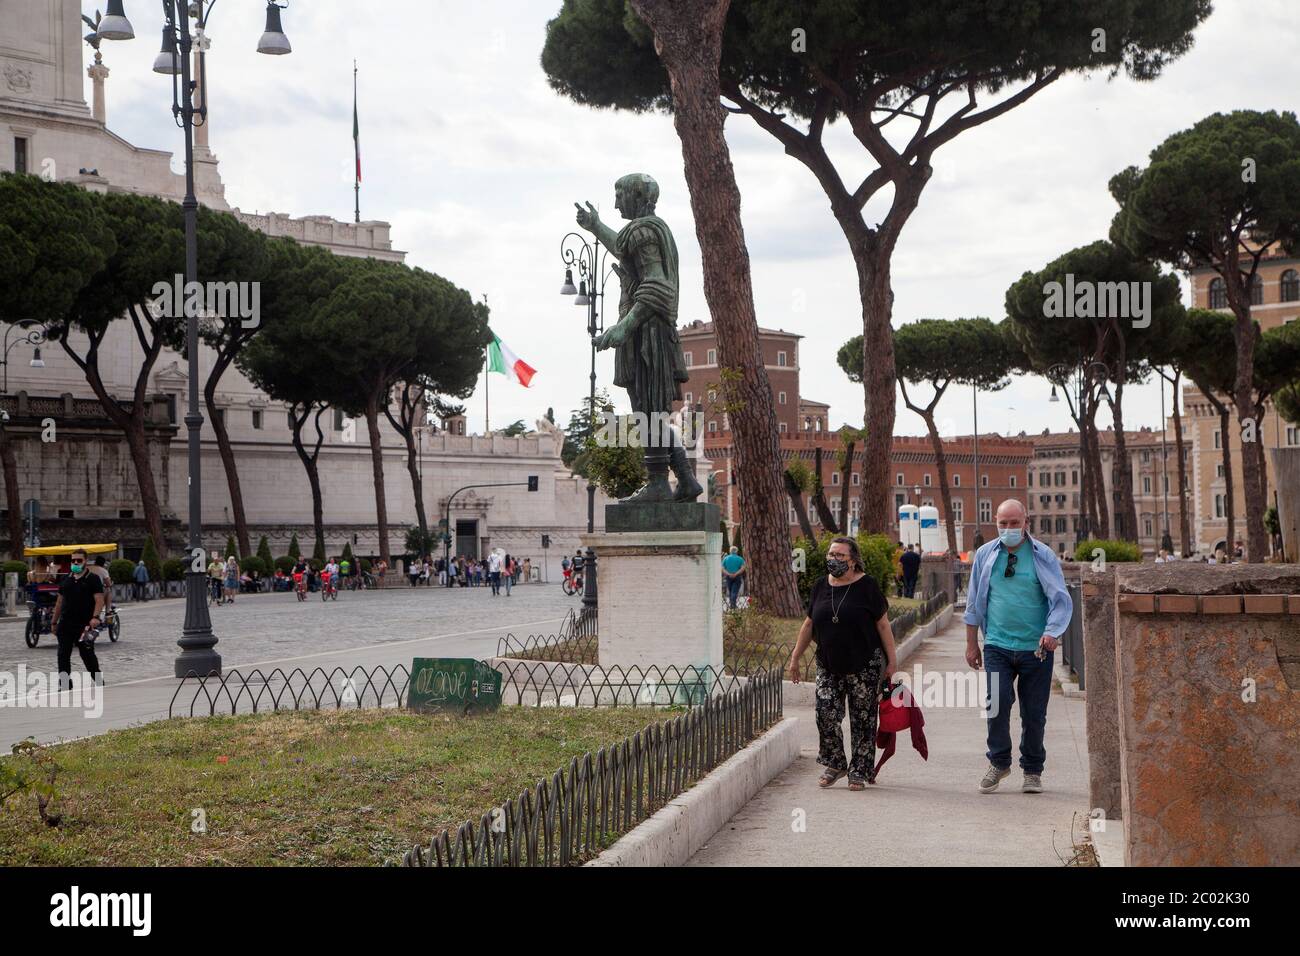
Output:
(575, 173), (701, 503)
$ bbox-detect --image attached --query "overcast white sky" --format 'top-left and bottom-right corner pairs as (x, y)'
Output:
(86, 0), (1300, 440)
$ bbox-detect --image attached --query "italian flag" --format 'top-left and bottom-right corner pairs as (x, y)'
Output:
(487, 334), (536, 387)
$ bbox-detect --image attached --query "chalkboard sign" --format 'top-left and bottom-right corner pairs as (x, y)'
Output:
(408, 658), (502, 715)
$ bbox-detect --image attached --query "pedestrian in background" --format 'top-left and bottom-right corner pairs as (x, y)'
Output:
(133, 558), (150, 601)
(721, 546), (745, 610)
(900, 544), (921, 599)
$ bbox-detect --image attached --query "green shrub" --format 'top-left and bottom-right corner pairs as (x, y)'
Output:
(239, 556), (267, 576)
(855, 532), (898, 596)
(312, 534), (326, 564)
(162, 558), (185, 581)
(274, 556), (295, 574)
(256, 535), (274, 568)
(1074, 538), (1142, 563)
(341, 542), (355, 566)
(108, 559), (136, 585)
(308, 558), (324, 572)
(287, 533), (301, 560)
(2, 559), (28, 586)
(141, 535), (163, 582)
(224, 535), (239, 560)
(359, 558), (372, 573)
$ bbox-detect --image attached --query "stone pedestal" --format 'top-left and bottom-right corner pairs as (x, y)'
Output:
(582, 501), (722, 672)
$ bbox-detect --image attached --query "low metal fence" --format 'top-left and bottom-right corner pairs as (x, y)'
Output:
(169, 660), (750, 717)
(1060, 582), (1084, 690)
(397, 668), (783, 867)
(494, 607), (597, 663)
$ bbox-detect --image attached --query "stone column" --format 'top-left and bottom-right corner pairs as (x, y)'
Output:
(1081, 566), (1120, 822)
(193, 49), (210, 151)
(1113, 564), (1300, 866)
(87, 55), (109, 125)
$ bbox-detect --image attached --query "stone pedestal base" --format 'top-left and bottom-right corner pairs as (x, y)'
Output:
(582, 502), (722, 672)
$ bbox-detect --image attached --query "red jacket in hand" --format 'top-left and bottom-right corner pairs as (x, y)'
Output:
(874, 681), (928, 777)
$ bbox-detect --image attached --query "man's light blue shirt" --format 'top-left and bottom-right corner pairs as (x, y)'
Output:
(963, 536), (1073, 642)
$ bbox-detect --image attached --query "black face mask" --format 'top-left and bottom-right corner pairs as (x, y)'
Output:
(827, 558), (850, 577)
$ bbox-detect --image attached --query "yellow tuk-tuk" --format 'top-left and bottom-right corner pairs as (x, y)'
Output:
(21, 543), (121, 648)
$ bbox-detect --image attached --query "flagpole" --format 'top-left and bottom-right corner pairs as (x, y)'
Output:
(484, 351), (490, 434)
(353, 60), (360, 224)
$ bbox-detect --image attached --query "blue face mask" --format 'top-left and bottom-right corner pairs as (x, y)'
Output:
(998, 528), (1023, 548)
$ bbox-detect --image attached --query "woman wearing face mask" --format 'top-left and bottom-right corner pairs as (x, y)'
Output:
(787, 536), (899, 790)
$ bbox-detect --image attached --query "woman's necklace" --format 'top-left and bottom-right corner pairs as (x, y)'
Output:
(829, 576), (855, 624)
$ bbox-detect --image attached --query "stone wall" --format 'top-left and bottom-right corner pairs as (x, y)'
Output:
(1112, 564), (1300, 866)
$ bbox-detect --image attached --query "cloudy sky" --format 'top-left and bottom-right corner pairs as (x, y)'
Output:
(86, 0), (1299, 440)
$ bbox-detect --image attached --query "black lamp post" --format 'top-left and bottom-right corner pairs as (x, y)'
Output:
(560, 233), (616, 611)
(99, 1), (291, 678)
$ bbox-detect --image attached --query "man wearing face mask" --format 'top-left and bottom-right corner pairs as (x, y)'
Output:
(963, 499), (1073, 794)
(50, 547), (106, 690)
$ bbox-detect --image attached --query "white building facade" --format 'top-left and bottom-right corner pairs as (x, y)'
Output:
(1, 0), (611, 567)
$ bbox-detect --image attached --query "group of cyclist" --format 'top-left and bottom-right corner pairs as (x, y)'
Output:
(283, 555), (367, 601)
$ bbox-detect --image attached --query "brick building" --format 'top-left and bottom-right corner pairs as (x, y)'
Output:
(678, 320), (1034, 548)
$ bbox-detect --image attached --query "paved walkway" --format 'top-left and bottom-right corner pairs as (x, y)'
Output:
(0, 584), (577, 749)
(687, 617), (1090, 866)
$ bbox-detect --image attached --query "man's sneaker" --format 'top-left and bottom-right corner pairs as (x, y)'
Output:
(978, 763), (1011, 793)
(1022, 773), (1043, 794)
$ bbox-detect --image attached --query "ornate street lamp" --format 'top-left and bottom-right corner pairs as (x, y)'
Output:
(99, 1), (291, 678)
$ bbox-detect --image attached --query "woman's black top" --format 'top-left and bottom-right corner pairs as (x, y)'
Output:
(807, 574), (889, 674)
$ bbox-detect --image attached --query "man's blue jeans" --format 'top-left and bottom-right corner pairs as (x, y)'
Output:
(726, 577), (742, 609)
(983, 644), (1053, 774)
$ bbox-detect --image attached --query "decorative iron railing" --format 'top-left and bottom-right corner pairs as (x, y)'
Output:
(396, 669), (783, 867)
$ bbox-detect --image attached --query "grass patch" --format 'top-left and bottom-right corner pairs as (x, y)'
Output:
(0, 706), (678, 867)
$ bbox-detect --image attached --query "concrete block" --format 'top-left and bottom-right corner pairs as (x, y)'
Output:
(1082, 568), (1121, 821)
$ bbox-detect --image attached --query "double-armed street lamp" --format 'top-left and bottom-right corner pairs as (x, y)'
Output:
(96, 0), (291, 678)
(559, 232), (618, 611)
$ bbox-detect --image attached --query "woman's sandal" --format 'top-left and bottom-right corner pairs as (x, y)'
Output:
(847, 776), (867, 791)
(818, 768), (846, 788)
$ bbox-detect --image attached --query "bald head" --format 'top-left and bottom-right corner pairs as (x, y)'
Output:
(996, 499), (1027, 523)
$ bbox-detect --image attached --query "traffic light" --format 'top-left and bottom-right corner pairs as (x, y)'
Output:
(541, 534), (550, 549)
(527, 475), (538, 492)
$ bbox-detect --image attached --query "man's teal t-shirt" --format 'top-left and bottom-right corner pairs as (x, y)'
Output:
(984, 546), (1048, 651)
(722, 554), (745, 575)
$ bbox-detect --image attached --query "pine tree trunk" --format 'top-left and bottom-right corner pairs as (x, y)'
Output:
(1, 425), (23, 559)
(627, 0), (801, 617)
(1227, 282), (1266, 560)
(810, 446), (839, 532)
(364, 395), (392, 567)
(404, 428), (428, 544)
(1110, 381), (1139, 543)
(921, 410), (959, 555)
(70, 342), (168, 554)
(784, 470), (815, 541)
(290, 405), (327, 556)
(837, 436), (855, 528)
(853, 248), (897, 535)
(204, 353), (251, 557)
